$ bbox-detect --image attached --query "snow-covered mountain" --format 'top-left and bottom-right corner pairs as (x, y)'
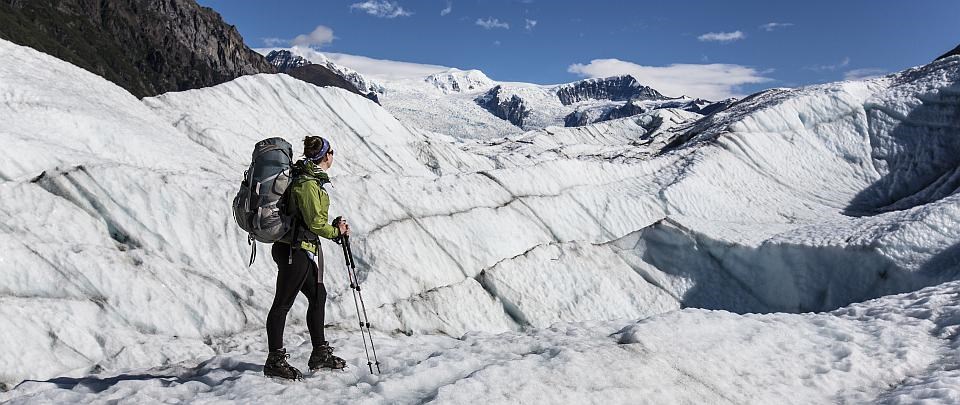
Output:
(265, 50), (311, 72)
(4, 35), (960, 403)
(555, 75), (667, 105)
(469, 78), (730, 131)
(260, 47), (728, 138)
(425, 68), (495, 93)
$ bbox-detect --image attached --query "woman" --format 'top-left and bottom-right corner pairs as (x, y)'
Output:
(264, 135), (350, 380)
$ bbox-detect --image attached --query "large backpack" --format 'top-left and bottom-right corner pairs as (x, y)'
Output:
(233, 137), (296, 265)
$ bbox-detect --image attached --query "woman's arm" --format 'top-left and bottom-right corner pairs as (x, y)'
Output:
(295, 180), (340, 240)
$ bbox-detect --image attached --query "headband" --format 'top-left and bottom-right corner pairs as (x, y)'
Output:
(306, 137), (330, 162)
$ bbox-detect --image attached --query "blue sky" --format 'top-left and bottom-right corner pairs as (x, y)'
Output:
(198, 0), (960, 99)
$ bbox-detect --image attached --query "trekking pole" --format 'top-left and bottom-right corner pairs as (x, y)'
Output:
(340, 236), (373, 373)
(344, 236), (381, 373)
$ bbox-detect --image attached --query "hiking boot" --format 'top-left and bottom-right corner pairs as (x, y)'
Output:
(264, 348), (303, 380)
(308, 342), (347, 370)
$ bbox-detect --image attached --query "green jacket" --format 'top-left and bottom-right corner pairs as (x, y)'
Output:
(290, 160), (340, 254)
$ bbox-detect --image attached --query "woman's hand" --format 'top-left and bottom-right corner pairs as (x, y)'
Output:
(337, 218), (351, 236)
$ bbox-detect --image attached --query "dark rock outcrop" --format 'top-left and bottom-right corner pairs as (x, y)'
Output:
(266, 50), (380, 104)
(476, 85), (530, 127)
(0, 0), (276, 98)
(936, 44), (960, 61)
(265, 50), (310, 72)
(693, 98), (737, 116)
(564, 102), (650, 127)
(564, 100), (672, 127)
(564, 109), (601, 127)
(563, 97), (734, 127)
(556, 75), (666, 105)
(606, 101), (650, 121)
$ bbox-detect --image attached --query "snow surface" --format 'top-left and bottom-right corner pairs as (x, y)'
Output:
(3, 282), (960, 403)
(3, 36), (960, 403)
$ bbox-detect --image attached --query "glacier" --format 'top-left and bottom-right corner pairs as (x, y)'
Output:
(2, 35), (960, 403)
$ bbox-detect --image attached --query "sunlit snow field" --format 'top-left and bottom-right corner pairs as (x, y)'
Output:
(2, 37), (960, 403)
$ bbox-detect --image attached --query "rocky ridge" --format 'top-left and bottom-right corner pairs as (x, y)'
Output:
(0, 0), (275, 98)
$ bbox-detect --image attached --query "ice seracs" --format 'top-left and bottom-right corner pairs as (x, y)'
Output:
(425, 68), (495, 93)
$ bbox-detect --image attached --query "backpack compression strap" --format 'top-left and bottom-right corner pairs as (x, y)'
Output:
(248, 234), (257, 267)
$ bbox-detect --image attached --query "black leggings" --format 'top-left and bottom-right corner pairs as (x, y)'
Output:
(267, 242), (327, 351)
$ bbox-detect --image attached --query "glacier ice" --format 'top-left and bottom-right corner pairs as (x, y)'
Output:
(3, 36), (960, 403)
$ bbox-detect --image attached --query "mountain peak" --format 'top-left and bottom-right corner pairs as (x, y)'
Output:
(265, 50), (310, 72)
(425, 68), (494, 93)
(555, 75), (666, 105)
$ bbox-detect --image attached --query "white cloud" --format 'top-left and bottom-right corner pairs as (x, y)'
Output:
(291, 25), (335, 48)
(440, 1), (452, 16)
(476, 17), (510, 29)
(844, 68), (887, 81)
(807, 57), (850, 72)
(262, 37), (286, 47)
(494, 40), (502, 46)
(697, 31), (746, 43)
(525, 19), (537, 31)
(759, 22), (794, 32)
(567, 58), (773, 100)
(349, 0), (413, 18)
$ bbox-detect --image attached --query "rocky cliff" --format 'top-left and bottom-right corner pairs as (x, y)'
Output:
(475, 85), (530, 127)
(555, 75), (666, 105)
(693, 98), (737, 116)
(0, 0), (275, 98)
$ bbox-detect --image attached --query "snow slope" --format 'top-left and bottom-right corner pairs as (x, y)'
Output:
(3, 35), (960, 403)
(4, 281), (960, 403)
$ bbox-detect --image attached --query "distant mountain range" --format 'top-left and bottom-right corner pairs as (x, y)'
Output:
(474, 75), (735, 128)
(6, 0), (953, 140)
(0, 0), (735, 131)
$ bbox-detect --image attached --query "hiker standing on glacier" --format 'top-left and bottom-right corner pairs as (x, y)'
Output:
(264, 135), (350, 380)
